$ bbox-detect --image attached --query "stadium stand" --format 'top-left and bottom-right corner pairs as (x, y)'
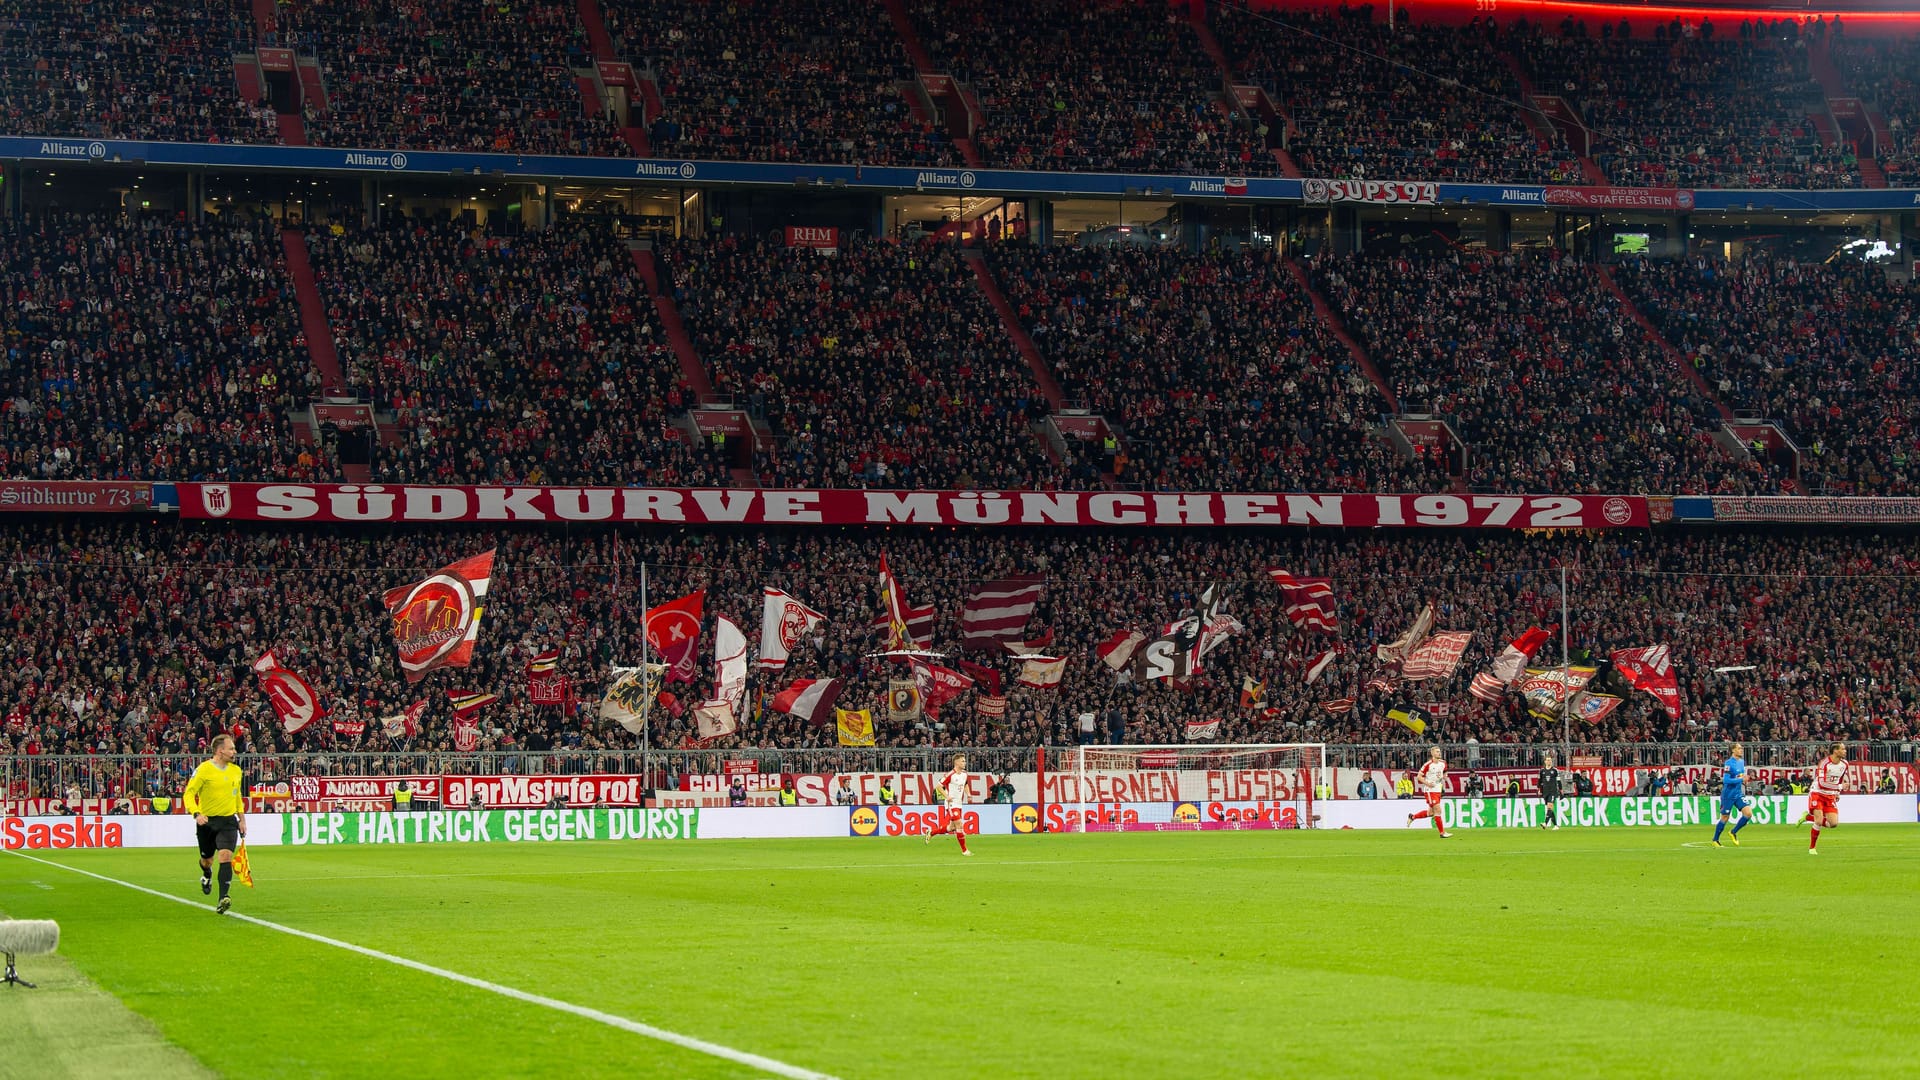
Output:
(1212, 6), (1574, 184)
(0, 0), (277, 143)
(1308, 250), (1774, 494)
(988, 244), (1447, 492)
(1, 522), (1914, 768)
(1511, 17), (1858, 189)
(304, 215), (727, 487)
(280, 0), (629, 155)
(0, 212), (329, 482)
(662, 235), (1072, 490)
(1833, 36), (1920, 184)
(910, 0), (1267, 175)
(605, 0), (952, 165)
(1614, 254), (1920, 496)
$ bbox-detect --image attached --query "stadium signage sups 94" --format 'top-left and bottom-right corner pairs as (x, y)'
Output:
(174, 484), (1652, 529)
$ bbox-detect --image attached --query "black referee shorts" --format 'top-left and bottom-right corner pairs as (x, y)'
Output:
(197, 815), (240, 858)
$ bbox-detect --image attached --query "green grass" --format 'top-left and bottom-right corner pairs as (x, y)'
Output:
(3, 826), (1917, 1079)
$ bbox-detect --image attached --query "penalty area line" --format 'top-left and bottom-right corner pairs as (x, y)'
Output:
(4, 849), (839, 1080)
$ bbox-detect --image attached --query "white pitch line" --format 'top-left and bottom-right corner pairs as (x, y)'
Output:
(4, 850), (839, 1080)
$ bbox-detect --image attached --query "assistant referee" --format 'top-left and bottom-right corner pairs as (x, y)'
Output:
(185, 734), (246, 914)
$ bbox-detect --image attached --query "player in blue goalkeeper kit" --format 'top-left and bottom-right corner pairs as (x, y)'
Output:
(1711, 743), (1756, 847)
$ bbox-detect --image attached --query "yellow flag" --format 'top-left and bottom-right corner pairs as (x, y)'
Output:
(835, 708), (876, 747)
(231, 841), (255, 888)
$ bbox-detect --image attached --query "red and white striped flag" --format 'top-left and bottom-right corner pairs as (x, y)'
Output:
(1268, 568), (1338, 632)
(1375, 602), (1435, 663)
(1304, 650), (1337, 685)
(1468, 671), (1508, 702)
(1320, 698), (1355, 715)
(959, 576), (1044, 650)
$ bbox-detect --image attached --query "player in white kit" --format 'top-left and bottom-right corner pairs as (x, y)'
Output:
(1405, 746), (1452, 838)
(925, 754), (972, 855)
(1797, 743), (1849, 854)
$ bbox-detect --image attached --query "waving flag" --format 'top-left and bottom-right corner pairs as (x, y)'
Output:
(1611, 645), (1682, 719)
(1000, 628), (1056, 656)
(911, 659), (975, 720)
(960, 576), (1044, 651)
(758, 588), (825, 671)
(1016, 656), (1067, 690)
(1240, 677), (1267, 709)
(644, 589), (706, 684)
(1268, 569), (1338, 632)
(1402, 631), (1473, 681)
(445, 688), (495, 751)
(384, 549), (495, 683)
(1321, 698), (1356, 715)
(1520, 667), (1598, 720)
(692, 700), (738, 742)
(1304, 650), (1337, 685)
(1096, 629), (1148, 671)
(876, 555), (930, 650)
(381, 699), (429, 739)
(835, 708), (876, 747)
(706, 615), (749, 722)
(1468, 671), (1508, 703)
(251, 651), (325, 734)
(1375, 602), (1435, 664)
(1490, 627), (1553, 686)
(958, 660), (1004, 696)
(600, 663), (666, 734)
(1387, 705), (1434, 735)
(771, 678), (845, 726)
(887, 680), (924, 723)
(1570, 691), (1625, 723)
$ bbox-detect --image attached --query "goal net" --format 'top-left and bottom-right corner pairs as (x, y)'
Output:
(1056, 744), (1325, 833)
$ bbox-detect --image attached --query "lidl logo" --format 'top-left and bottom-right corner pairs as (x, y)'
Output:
(849, 805), (880, 836)
(1173, 802), (1202, 824)
(1011, 803), (1040, 834)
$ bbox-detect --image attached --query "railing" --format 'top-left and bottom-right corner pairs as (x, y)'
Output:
(8, 742), (1911, 801)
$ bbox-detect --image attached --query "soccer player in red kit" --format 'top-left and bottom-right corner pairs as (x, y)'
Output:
(1405, 746), (1452, 838)
(924, 754), (972, 855)
(1798, 743), (1849, 854)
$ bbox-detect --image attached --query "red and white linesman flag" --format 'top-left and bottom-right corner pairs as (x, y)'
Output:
(384, 549), (495, 683)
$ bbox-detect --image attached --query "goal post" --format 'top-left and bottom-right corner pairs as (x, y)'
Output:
(1057, 743), (1326, 833)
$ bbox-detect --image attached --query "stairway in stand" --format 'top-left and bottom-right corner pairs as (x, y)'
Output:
(1594, 267), (1731, 419)
(1282, 258), (1398, 412)
(280, 228), (377, 480)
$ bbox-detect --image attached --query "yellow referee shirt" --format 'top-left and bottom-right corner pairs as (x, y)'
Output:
(184, 761), (244, 818)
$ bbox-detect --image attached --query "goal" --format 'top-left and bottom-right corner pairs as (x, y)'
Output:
(1054, 744), (1326, 833)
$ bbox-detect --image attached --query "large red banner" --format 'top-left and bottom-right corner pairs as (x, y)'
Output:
(0, 480), (151, 512)
(175, 485), (1651, 529)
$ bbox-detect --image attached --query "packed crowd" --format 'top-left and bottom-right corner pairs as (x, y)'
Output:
(608, 0), (951, 166)
(278, 0), (628, 156)
(663, 235), (1073, 490)
(1616, 254), (1920, 496)
(1308, 250), (1776, 494)
(0, 211), (330, 482)
(0, 0), (276, 143)
(1834, 36), (1920, 184)
(987, 244), (1447, 493)
(306, 214), (726, 487)
(1214, 6), (1573, 184)
(3, 522), (1915, 777)
(1513, 17), (1855, 189)
(913, 0), (1269, 175)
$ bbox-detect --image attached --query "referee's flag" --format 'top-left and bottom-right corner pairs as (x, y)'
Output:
(232, 841), (255, 888)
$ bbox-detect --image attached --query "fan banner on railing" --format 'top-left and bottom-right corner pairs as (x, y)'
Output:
(173, 486), (1653, 529)
(383, 550), (495, 683)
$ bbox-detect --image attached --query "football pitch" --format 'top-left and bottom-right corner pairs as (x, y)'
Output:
(4, 826), (1917, 1079)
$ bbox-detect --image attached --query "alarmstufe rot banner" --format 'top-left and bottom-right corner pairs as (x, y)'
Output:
(175, 485), (1652, 529)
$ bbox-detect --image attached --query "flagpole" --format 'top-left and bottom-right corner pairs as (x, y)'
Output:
(1560, 564), (1573, 766)
(640, 558), (651, 764)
